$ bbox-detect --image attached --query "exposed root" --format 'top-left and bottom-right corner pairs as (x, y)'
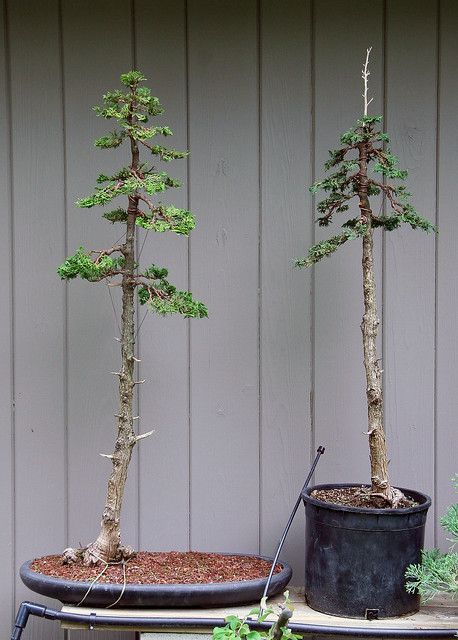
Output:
(369, 476), (408, 508)
(62, 544), (135, 566)
(62, 547), (83, 564)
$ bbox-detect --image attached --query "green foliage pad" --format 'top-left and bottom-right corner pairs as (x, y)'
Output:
(296, 115), (436, 269)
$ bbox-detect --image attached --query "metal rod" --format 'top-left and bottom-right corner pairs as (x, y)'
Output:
(10, 600), (458, 639)
(258, 445), (325, 618)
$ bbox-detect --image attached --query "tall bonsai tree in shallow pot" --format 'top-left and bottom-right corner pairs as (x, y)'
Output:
(57, 70), (208, 566)
(297, 50), (434, 619)
(20, 71), (292, 608)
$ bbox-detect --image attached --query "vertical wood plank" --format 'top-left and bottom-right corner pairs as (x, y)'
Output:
(62, 2), (135, 638)
(62, 0), (137, 552)
(436, 0), (458, 550)
(135, 0), (191, 551)
(0, 1), (14, 635)
(8, 1), (66, 638)
(385, 0), (437, 544)
(188, 0), (260, 552)
(260, 0), (312, 582)
(313, 2), (384, 486)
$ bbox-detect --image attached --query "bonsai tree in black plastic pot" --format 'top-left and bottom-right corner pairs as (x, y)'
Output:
(296, 49), (435, 618)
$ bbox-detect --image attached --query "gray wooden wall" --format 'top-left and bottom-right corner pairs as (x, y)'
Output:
(1, 1), (456, 638)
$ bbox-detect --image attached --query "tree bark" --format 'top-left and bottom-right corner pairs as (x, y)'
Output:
(83, 101), (140, 565)
(358, 140), (396, 506)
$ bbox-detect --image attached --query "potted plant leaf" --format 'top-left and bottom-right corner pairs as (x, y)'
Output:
(296, 49), (434, 619)
(20, 71), (291, 608)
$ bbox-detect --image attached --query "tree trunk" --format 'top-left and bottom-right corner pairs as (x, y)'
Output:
(83, 206), (137, 564)
(358, 141), (396, 506)
(83, 110), (140, 565)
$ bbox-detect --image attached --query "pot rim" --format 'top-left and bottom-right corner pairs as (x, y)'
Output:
(302, 482), (431, 516)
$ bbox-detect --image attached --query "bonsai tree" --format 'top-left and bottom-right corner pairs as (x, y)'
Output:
(296, 49), (435, 507)
(58, 71), (207, 565)
(406, 476), (458, 600)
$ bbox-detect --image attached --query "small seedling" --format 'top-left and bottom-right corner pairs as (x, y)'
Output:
(213, 592), (301, 640)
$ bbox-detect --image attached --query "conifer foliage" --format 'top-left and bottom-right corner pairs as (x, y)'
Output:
(406, 476), (458, 600)
(59, 71), (207, 565)
(296, 50), (435, 507)
(295, 113), (434, 270)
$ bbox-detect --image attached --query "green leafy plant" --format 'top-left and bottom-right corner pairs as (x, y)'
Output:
(296, 49), (436, 507)
(406, 476), (458, 600)
(213, 592), (301, 640)
(59, 70), (207, 565)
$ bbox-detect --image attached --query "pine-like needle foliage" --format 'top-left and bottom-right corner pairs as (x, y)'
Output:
(406, 475), (458, 601)
(296, 115), (436, 268)
(58, 70), (207, 318)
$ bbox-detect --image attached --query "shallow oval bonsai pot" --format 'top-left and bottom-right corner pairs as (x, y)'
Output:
(301, 483), (431, 620)
(20, 553), (292, 608)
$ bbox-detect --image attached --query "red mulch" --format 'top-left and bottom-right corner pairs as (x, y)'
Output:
(31, 551), (280, 585)
(311, 486), (417, 509)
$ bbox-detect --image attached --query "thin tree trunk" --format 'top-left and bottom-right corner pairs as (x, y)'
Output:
(358, 141), (395, 506)
(83, 210), (137, 564)
(361, 223), (391, 497)
(83, 103), (140, 565)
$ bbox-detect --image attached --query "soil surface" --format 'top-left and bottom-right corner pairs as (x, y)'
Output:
(31, 551), (281, 585)
(311, 486), (417, 509)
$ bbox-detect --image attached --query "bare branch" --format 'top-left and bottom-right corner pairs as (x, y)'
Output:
(138, 139), (154, 152)
(137, 192), (156, 210)
(369, 180), (403, 214)
(135, 429), (155, 442)
(99, 453), (114, 460)
(362, 47), (373, 116)
(137, 194), (173, 223)
(90, 245), (124, 263)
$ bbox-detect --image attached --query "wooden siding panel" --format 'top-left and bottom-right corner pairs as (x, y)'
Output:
(0, 1), (13, 635)
(259, 0), (312, 582)
(436, 0), (458, 550)
(8, 1), (66, 638)
(385, 0), (437, 544)
(62, 0), (137, 555)
(187, 0), (260, 552)
(135, 0), (191, 552)
(62, 3), (135, 639)
(313, 1), (384, 487)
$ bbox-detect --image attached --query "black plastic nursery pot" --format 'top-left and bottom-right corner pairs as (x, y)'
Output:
(301, 484), (431, 620)
(20, 553), (292, 609)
